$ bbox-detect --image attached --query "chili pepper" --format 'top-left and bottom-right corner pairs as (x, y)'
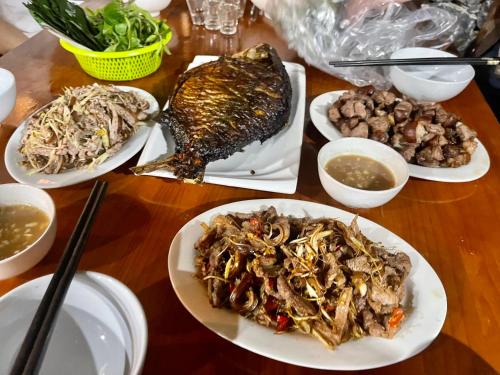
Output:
(388, 307), (405, 329)
(276, 314), (291, 332)
(264, 296), (279, 314)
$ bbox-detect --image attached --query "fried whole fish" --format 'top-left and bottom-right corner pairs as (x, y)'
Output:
(132, 43), (292, 182)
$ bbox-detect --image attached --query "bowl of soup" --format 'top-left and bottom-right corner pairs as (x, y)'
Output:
(318, 138), (409, 208)
(0, 183), (56, 279)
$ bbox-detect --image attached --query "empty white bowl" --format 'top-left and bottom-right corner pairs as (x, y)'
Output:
(134, 0), (171, 16)
(318, 138), (409, 209)
(0, 183), (56, 279)
(0, 68), (16, 122)
(389, 47), (474, 102)
(0, 271), (148, 375)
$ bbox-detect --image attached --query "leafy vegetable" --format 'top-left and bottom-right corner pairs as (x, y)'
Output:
(25, 0), (171, 52)
(86, 0), (171, 52)
(25, 0), (105, 50)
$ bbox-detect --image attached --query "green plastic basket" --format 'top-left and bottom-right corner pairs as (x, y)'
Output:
(60, 31), (172, 81)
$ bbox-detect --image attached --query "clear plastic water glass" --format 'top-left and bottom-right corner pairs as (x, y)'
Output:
(218, 2), (239, 35)
(203, 0), (221, 30)
(186, 0), (205, 26)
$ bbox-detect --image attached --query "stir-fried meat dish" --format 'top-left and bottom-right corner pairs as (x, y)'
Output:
(328, 88), (478, 168)
(195, 207), (411, 349)
(132, 43), (292, 182)
(19, 84), (150, 174)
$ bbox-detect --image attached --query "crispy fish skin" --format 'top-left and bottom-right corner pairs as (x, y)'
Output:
(132, 43), (292, 181)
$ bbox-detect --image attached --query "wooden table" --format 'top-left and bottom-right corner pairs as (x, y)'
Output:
(1, 1), (499, 374)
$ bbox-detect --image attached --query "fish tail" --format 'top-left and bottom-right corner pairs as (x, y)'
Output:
(130, 156), (175, 175)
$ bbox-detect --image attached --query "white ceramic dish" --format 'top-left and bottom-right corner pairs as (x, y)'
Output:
(310, 90), (490, 183)
(0, 271), (147, 375)
(135, 0), (171, 16)
(318, 138), (409, 208)
(0, 68), (16, 123)
(5, 86), (160, 189)
(168, 199), (447, 371)
(390, 47), (474, 103)
(0, 184), (56, 280)
(136, 56), (306, 194)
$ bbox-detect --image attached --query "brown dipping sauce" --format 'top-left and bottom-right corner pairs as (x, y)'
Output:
(325, 155), (396, 191)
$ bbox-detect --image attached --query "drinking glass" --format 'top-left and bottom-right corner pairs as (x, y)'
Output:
(218, 2), (239, 35)
(186, 0), (205, 26)
(203, 0), (221, 30)
(221, 0), (244, 18)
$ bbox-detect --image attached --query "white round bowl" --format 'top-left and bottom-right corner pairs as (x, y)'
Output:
(134, 0), (171, 16)
(0, 271), (148, 375)
(389, 47), (474, 102)
(318, 138), (409, 209)
(0, 183), (56, 279)
(0, 68), (16, 122)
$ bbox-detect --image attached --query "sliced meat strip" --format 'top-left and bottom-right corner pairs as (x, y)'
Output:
(370, 283), (399, 306)
(362, 309), (387, 337)
(276, 276), (316, 316)
(346, 255), (371, 273)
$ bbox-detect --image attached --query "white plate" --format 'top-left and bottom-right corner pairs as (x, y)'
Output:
(310, 91), (490, 183)
(5, 86), (160, 189)
(0, 271), (147, 375)
(136, 56), (306, 194)
(168, 199), (447, 371)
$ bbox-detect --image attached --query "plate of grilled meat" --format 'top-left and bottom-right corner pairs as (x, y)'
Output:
(310, 89), (490, 183)
(168, 199), (447, 370)
(134, 44), (306, 194)
(5, 84), (159, 189)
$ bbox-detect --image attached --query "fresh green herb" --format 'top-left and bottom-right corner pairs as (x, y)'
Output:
(86, 0), (171, 52)
(25, 0), (171, 52)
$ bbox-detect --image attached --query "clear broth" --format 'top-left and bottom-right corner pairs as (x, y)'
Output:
(325, 155), (396, 191)
(0, 204), (50, 261)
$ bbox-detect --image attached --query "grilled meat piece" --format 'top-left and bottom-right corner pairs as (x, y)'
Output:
(327, 88), (478, 168)
(132, 44), (292, 181)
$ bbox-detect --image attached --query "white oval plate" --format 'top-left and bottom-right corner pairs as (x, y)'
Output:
(168, 199), (447, 371)
(5, 86), (160, 189)
(0, 271), (147, 375)
(136, 56), (306, 194)
(310, 91), (490, 183)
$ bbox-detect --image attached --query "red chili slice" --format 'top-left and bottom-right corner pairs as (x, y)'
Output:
(388, 307), (405, 329)
(264, 297), (279, 313)
(276, 315), (291, 332)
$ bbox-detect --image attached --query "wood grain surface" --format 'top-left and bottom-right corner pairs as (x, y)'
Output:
(1, 1), (499, 374)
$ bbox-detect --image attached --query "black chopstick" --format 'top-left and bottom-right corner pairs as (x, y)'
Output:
(329, 57), (500, 67)
(10, 180), (108, 375)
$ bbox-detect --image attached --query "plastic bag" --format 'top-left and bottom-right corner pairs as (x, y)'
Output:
(262, 0), (459, 89)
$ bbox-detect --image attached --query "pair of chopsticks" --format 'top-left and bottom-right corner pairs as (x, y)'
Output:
(10, 180), (108, 375)
(329, 57), (500, 67)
